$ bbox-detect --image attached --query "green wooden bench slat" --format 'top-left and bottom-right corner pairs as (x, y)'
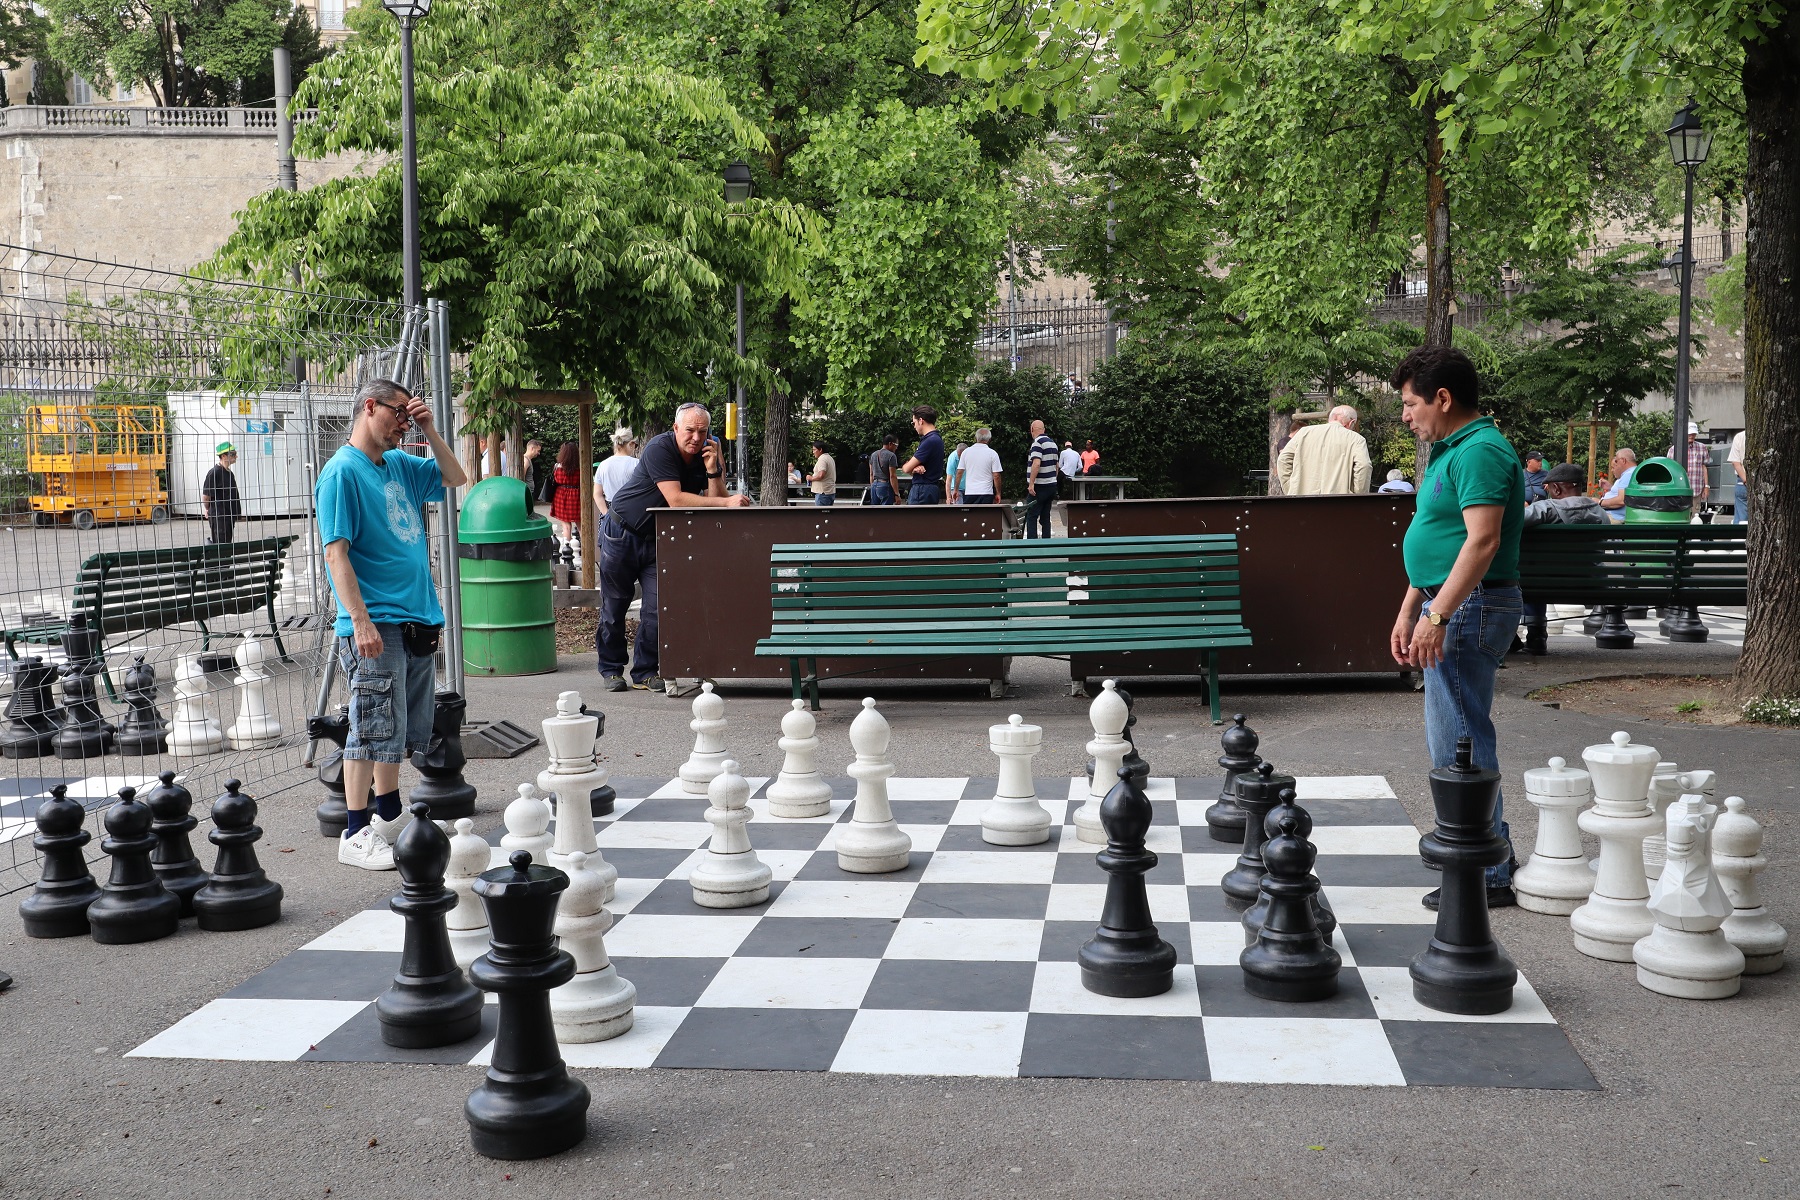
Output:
(772, 555), (1241, 580)
(768, 534), (1237, 559)
(1521, 525), (1746, 606)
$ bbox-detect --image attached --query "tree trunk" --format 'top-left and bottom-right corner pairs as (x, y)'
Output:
(758, 295), (794, 506)
(1416, 103), (1454, 484)
(1266, 394), (1296, 496)
(1735, 8), (1800, 699)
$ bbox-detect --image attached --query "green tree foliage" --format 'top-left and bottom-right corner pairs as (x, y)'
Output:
(0, 1), (50, 104)
(960, 362), (1073, 474)
(1078, 342), (1268, 496)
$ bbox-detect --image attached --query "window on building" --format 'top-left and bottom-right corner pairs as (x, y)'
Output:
(68, 74), (93, 105)
(117, 81), (135, 102)
(319, 0), (347, 30)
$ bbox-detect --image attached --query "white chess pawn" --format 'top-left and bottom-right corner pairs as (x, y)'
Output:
(1075, 681), (1129, 844)
(1570, 731), (1662, 961)
(226, 639), (283, 750)
(691, 761), (772, 908)
(1633, 795), (1743, 999)
(679, 682), (730, 795)
(765, 699), (834, 818)
(982, 714), (1051, 845)
(835, 697), (912, 873)
(446, 818), (492, 973)
(500, 783), (553, 864)
(550, 851), (636, 1043)
(1514, 756), (1595, 915)
(168, 654), (225, 755)
(1712, 796), (1788, 974)
(539, 692), (617, 902)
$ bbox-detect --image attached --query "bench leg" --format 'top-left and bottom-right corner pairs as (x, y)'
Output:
(806, 658), (821, 712)
(789, 658), (803, 703)
(1207, 650), (1223, 725)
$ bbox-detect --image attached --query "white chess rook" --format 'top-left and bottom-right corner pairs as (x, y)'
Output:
(691, 761), (773, 908)
(765, 699), (834, 818)
(500, 783), (554, 864)
(679, 682), (730, 795)
(982, 715), (1051, 846)
(1076, 680), (1129, 845)
(1514, 757), (1595, 915)
(446, 818), (492, 973)
(226, 639), (284, 750)
(168, 654), (225, 755)
(550, 850), (636, 1043)
(836, 698), (912, 873)
(1633, 794), (1743, 999)
(1712, 796), (1788, 974)
(1570, 732), (1663, 961)
(539, 691), (617, 902)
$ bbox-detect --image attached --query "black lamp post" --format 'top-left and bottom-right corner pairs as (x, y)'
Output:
(723, 161), (753, 496)
(1664, 98), (1711, 467)
(383, 0), (432, 309)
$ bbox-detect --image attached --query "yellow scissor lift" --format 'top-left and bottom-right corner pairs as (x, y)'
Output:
(27, 404), (171, 530)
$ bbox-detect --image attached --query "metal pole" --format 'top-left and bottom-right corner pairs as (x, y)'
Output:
(735, 282), (748, 497)
(1103, 185), (1118, 360)
(398, 18), (423, 310)
(273, 47), (305, 386)
(432, 298), (465, 699)
(1673, 163), (1696, 468)
(1006, 237), (1019, 372)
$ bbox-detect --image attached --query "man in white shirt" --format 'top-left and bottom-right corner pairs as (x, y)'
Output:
(1059, 440), (1082, 480)
(591, 428), (640, 516)
(1276, 405), (1372, 495)
(1728, 429), (1748, 523)
(1598, 447), (1637, 523)
(954, 428), (1003, 503)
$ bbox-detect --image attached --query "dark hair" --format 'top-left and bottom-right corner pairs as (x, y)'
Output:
(557, 441), (578, 473)
(882, 433), (898, 446)
(911, 405), (937, 424)
(1390, 346), (1479, 410)
(811, 439), (827, 452)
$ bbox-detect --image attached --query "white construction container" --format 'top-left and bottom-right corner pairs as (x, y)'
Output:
(167, 390), (353, 518)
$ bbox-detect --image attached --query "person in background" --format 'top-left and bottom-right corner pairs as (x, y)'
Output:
(956, 428), (1002, 503)
(1080, 439), (1100, 475)
(1728, 428), (1749, 523)
(549, 441), (583, 555)
(520, 438), (543, 483)
(1599, 447), (1637, 522)
(202, 441), (241, 545)
(1377, 468), (1415, 495)
(1276, 405), (1371, 495)
(786, 461), (804, 489)
(945, 441), (967, 504)
(1522, 450), (1548, 503)
(1025, 419), (1059, 538)
(867, 434), (900, 505)
(1667, 422), (1710, 512)
(592, 428), (639, 518)
(1059, 440), (1082, 482)
(899, 406), (946, 505)
(808, 439), (838, 507)
(1516, 462), (1609, 655)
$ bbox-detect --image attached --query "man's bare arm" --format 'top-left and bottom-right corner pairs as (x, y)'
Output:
(324, 540), (383, 658)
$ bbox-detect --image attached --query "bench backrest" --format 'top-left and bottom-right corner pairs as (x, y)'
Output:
(72, 535), (299, 636)
(1519, 525), (1747, 603)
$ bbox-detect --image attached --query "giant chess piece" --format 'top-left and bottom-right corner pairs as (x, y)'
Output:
(1633, 794), (1743, 999)
(467, 851), (590, 1159)
(1241, 810), (1342, 1002)
(1646, 766), (1715, 885)
(447, 818), (493, 974)
(409, 690), (477, 821)
(18, 784), (100, 938)
(1712, 796), (1788, 975)
(1078, 755), (1177, 997)
(224, 639), (283, 750)
(1569, 732), (1662, 961)
(1074, 680), (1129, 845)
(1241, 787), (1335, 945)
(1593, 604), (1636, 649)
(193, 779), (284, 932)
(377, 802), (486, 1047)
(1514, 756), (1595, 915)
(168, 655), (226, 755)
(982, 714), (1052, 846)
(501, 783), (554, 864)
(551, 850), (637, 1042)
(145, 770), (207, 917)
(1410, 738), (1518, 1014)
(1220, 762), (1295, 911)
(52, 627), (111, 760)
(764, 699), (834, 819)
(86, 786), (181, 944)
(678, 682), (730, 795)
(836, 697), (912, 873)
(691, 761), (772, 907)
(539, 692), (616, 901)
(578, 701), (615, 817)
(308, 709), (363, 838)
(1206, 713), (1263, 845)
(114, 654), (170, 755)
(0, 656), (63, 759)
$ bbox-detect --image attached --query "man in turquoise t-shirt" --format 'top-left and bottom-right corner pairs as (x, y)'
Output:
(316, 378), (468, 871)
(1388, 345), (1524, 908)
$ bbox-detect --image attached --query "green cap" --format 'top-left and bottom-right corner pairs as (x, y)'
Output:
(216, 442), (236, 455)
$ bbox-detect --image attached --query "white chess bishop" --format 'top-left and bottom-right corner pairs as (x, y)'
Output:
(500, 783), (553, 864)
(835, 698), (912, 873)
(1633, 794), (1743, 999)
(538, 691), (616, 902)
(1712, 795), (1788, 975)
(764, 699), (834, 818)
(549, 851), (636, 1043)
(168, 654), (225, 755)
(225, 640), (283, 750)
(1075, 681), (1129, 845)
(982, 715), (1052, 846)
(1514, 756), (1594, 915)
(445, 818), (492, 973)
(679, 682), (730, 795)
(690, 761), (772, 908)
(1569, 732), (1662, 961)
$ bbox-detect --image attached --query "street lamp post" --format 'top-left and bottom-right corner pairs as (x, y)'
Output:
(383, 0), (432, 310)
(723, 161), (753, 497)
(1664, 98), (1712, 463)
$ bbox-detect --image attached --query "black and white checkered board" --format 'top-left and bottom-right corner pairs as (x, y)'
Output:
(129, 775), (1596, 1089)
(1, 773), (163, 845)
(1543, 605), (1744, 648)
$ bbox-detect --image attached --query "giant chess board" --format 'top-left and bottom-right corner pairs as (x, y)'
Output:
(129, 775), (1597, 1089)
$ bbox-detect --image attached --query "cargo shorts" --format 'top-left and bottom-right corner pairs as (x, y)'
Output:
(337, 624), (437, 763)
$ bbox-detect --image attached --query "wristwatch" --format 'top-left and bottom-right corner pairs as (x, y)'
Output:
(1425, 607), (1452, 627)
(706, 471), (723, 478)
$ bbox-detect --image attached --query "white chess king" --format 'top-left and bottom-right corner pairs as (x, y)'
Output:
(538, 691), (616, 901)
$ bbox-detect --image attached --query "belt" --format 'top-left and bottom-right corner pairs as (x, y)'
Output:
(1421, 580), (1518, 599)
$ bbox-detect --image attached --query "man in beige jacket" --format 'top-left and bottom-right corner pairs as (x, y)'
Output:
(1277, 405), (1372, 495)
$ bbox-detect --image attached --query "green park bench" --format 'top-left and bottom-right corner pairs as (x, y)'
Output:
(1519, 523), (1748, 607)
(754, 534), (1253, 723)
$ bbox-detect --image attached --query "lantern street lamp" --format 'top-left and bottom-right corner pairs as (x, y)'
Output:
(1664, 98), (1711, 466)
(383, 0), (433, 310)
(723, 161), (752, 497)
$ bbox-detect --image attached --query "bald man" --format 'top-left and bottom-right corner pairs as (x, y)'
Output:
(1276, 405), (1372, 495)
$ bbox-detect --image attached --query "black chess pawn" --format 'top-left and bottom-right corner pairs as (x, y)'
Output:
(466, 850), (590, 1160)
(1078, 757), (1177, 998)
(1, 656), (63, 759)
(1411, 737), (1518, 1015)
(578, 701), (614, 817)
(145, 771), (208, 917)
(1220, 762), (1295, 911)
(52, 658), (111, 760)
(377, 802), (485, 1048)
(1241, 787), (1336, 944)
(1240, 811), (1341, 1002)
(1593, 604), (1636, 649)
(18, 784), (100, 938)
(192, 779), (284, 932)
(408, 692), (476, 822)
(114, 655), (170, 755)
(86, 786), (181, 944)
(1205, 713), (1262, 844)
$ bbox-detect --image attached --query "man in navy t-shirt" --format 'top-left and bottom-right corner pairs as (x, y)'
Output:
(898, 405), (945, 504)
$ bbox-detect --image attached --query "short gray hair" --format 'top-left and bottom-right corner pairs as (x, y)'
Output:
(1615, 447), (1638, 465)
(353, 378), (411, 413)
(975, 428), (992, 443)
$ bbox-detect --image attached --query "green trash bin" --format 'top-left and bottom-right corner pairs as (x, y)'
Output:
(458, 476), (557, 676)
(1622, 456), (1693, 525)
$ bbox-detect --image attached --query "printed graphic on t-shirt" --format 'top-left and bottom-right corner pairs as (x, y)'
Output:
(385, 479), (422, 544)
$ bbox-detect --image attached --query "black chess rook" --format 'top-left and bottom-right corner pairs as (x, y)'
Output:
(1078, 757), (1177, 998)
(1240, 810), (1341, 1002)
(1220, 762), (1295, 911)
(193, 779), (284, 932)
(146, 771), (208, 917)
(18, 784), (100, 938)
(114, 654), (170, 755)
(1411, 737), (1518, 1015)
(377, 802), (485, 1048)
(1241, 788), (1336, 945)
(0, 656), (63, 759)
(87, 786), (182, 945)
(1206, 713), (1262, 844)
(409, 692), (477, 821)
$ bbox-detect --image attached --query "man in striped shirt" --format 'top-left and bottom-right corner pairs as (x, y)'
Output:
(1026, 420), (1060, 539)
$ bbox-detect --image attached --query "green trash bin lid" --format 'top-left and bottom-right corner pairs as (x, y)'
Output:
(458, 476), (554, 543)
(1623, 456), (1693, 517)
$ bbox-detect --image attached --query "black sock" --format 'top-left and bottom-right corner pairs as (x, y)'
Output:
(374, 789), (403, 822)
(345, 806), (372, 836)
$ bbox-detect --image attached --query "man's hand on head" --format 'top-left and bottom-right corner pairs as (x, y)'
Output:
(404, 395), (434, 435)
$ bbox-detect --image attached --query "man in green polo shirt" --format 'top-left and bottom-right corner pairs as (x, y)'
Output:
(1388, 345), (1525, 909)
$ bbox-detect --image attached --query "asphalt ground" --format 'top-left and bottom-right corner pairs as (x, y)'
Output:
(3, 633), (1796, 1199)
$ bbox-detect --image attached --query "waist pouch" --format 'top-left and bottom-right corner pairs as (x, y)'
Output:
(401, 622), (443, 657)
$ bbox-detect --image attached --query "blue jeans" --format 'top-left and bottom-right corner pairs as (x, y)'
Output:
(337, 627), (437, 764)
(960, 493), (996, 504)
(596, 514), (659, 682)
(1734, 480), (1748, 524)
(1422, 583), (1522, 886)
(1027, 482), (1056, 538)
(868, 482), (895, 505)
(908, 483), (942, 505)
(814, 493), (835, 507)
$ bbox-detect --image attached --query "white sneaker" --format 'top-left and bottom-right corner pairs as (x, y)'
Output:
(370, 809), (408, 846)
(339, 825), (397, 871)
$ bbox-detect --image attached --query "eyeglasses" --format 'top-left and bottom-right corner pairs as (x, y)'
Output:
(373, 399), (412, 425)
